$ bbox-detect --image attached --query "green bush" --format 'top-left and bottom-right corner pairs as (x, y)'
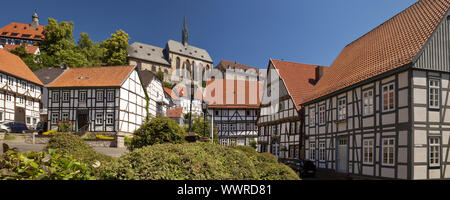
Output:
(0, 148), (94, 180)
(45, 133), (115, 176)
(232, 146), (300, 180)
(106, 143), (300, 180)
(129, 117), (185, 151)
(186, 116), (219, 143)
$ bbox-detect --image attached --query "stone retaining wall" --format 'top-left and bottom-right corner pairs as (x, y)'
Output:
(25, 133), (118, 148)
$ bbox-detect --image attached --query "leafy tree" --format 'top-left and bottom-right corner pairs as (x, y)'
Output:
(163, 81), (174, 89)
(101, 29), (129, 66)
(9, 46), (43, 71)
(156, 71), (164, 81)
(77, 32), (105, 66)
(187, 116), (219, 143)
(129, 117), (185, 150)
(249, 140), (258, 150)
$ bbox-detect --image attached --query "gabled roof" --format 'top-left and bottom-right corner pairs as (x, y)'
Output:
(0, 22), (44, 41)
(137, 69), (157, 87)
(0, 49), (43, 85)
(46, 66), (136, 88)
(271, 60), (326, 110)
(1, 44), (39, 54)
(215, 60), (260, 73)
(303, 0), (450, 103)
(166, 40), (213, 63)
(205, 79), (263, 109)
(167, 107), (184, 118)
(34, 67), (67, 85)
(127, 42), (170, 66)
(164, 86), (203, 101)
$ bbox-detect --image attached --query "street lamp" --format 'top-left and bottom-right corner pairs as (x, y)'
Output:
(202, 100), (208, 139)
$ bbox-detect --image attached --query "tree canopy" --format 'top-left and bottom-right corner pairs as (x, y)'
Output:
(10, 18), (130, 71)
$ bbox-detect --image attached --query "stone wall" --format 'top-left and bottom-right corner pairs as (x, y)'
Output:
(0, 132), (5, 140)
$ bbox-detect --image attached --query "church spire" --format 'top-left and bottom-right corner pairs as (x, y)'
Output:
(182, 16), (188, 46)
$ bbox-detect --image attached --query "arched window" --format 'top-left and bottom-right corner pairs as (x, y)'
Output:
(206, 65), (210, 70)
(152, 66), (156, 72)
(186, 60), (191, 72)
(176, 57), (180, 69)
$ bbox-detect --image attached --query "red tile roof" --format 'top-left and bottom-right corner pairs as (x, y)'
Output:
(46, 66), (136, 88)
(215, 60), (260, 73)
(1, 44), (39, 54)
(167, 107), (184, 118)
(164, 86), (203, 101)
(0, 49), (43, 85)
(303, 0), (450, 103)
(0, 23), (44, 41)
(271, 60), (326, 110)
(205, 79), (263, 109)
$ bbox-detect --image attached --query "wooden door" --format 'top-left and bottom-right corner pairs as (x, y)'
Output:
(15, 107), (25, 123)
(77, 110), (89, 132)
(337, 137), (348, 173)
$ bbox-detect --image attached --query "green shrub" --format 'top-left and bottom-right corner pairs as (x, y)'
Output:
(186, 116), (219, 143)
(57, 122), (72, 132)
(129, 117), (185, 151)
(0, 148), (94, 180)
(45, 133), (115, 176)
(249, 140), (257, 150)
(107, 142), (259, 180)
(232, 146), (300, 180)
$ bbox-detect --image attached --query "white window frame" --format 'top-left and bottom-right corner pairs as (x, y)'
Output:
(107, 91), (115, 102)
(318, 142), (325, 162)
(310, 142), (316, 161)
(382, 138), (395, 166)
(429, 79), (440, 109)
(338, 98), (346, 121)
(18, 96), (24, 105)
(429, 137), (441, 168)
(96, 90), (104, 102)
(52, 92), (59, 103)
(363, 139), (374, 164)
(79, 91), (87, 103)
(61, 113), (69, 122)
(95, 113), (103, 125)
(62, 91), (70, 102)
(106, 113), (114, 125)
(51, 113), (59, 124)
(6, 93), (12, 102)
(310, 107), (316, 126)
(382, 83), (395, 112)
(363, 89), (374, 116)
(319, 104), (326, 125)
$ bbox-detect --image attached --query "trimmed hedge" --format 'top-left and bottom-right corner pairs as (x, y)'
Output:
(45, 133), (116, 176)
(129, 117), (185, 150)
(106, 143), (300, 180)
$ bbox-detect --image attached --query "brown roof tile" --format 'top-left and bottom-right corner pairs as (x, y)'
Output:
(271, 60), (326, 110)
(303, 0), (450, 103)
(167, 107), (184, 118)
(46, 66), (136, 88)
(0, 23), (44, 41)
(0, 49), (43, 85)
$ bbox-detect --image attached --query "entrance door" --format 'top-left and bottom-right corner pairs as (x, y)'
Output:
(15, 107), (25, 123)
(337, 137), (348, 173)
(77, 110), (89, 132)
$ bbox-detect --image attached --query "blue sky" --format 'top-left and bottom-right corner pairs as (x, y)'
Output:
(0, 0), (417, 68)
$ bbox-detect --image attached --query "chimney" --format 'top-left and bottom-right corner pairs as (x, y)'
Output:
(315, 66), (325, 84)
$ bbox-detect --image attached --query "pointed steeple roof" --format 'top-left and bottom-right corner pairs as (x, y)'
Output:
(182, 16), (189, 46)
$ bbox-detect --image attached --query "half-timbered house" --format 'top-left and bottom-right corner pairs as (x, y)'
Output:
(256, 59), (326, 160)
(138, 70), (169, 117)
(302, 0), (450, 179)
(46, 66), (147, 138)
(0, 49), (43, 128)
(205, 79), (263, 146)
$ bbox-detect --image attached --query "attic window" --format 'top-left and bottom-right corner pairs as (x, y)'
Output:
(1, 32), (7, 35)
(152, 49), (155, 51)
(13, 25), (17, 28)
(35, 28), (39, 31)
(85, 77), (89, 80)
(179, 50), (182, 52)
(147, 53), (151, 56)
(22, 34), (31, 38)
(134, 50), (138, 53)
(34, 35), (42, 39)
(139, 46), (143, 48)
(78, 76), (84, 79)
(194, 50), (197, 53)
(201, 55), (204, 58)
(24, 26), (27, 30)
(10, 33), (19, 36)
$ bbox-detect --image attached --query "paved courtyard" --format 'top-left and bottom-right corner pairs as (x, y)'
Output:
(1, 134), (128, 158)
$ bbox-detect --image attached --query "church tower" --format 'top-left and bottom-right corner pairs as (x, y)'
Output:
(31, 10), (39, 29)
(182, 16), (188, 46)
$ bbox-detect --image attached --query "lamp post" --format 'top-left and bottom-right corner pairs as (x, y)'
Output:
(202, 100), (208, 139)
